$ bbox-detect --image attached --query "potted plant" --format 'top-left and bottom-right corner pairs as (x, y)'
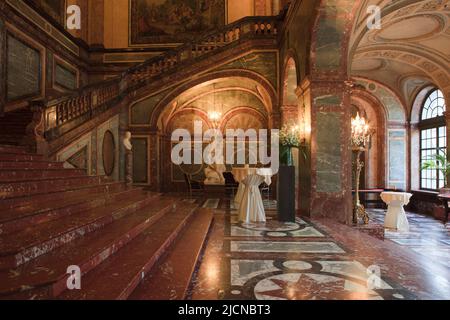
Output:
(421, 153), (450, 189)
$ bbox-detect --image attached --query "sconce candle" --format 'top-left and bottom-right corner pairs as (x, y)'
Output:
(350, 112), (373, 225)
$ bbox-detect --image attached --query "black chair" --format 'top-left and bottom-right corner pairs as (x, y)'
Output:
(184, 173), (204, 198)
(259, 182), (271, 201)
(222, 172), (238, 196)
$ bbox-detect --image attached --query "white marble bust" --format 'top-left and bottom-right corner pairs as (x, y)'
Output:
(123, 131), (132, 151)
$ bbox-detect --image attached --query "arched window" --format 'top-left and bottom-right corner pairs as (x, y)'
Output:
(420, 89), (446, 190)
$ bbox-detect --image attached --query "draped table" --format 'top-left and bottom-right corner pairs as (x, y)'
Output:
(380, 191), (412, 232)
(232, 167), (273, 223)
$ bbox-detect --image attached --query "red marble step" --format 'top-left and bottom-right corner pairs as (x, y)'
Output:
(0, 153), (45, 161)
(0, 175), (111, 200)
(0, 191), (161, 269)
(0, 145), (28, 154)
(0, 187), (148, 235)
(59, 204), (198, 300)
(0, 160), (64, 170)
(0, 127), (27, 134)
(0, 135), (24, 143)
(129, 208), (213, 300)
(0, 198), (177, 299)
(0, 181), (123, 211)
(0, 168), (86, 182)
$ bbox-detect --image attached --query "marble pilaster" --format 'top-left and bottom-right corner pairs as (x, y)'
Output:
(296, 77), (352, 223)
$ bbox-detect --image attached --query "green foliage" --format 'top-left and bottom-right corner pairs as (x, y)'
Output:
(421, 152), (450, 187)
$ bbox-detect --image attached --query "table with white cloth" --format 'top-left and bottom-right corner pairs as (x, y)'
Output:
(232, 167), (273, 223)
(380, 191), (412, 232)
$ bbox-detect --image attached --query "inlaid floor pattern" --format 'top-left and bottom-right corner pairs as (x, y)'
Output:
(187, 200), (448, 300)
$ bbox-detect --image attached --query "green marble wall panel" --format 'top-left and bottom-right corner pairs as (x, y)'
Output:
(388, 129), (406, 190)
(316, 112), (342, 192)
(217, 52), (278, 89)
(315, 17), (344, 71)
(56, 132), (93, 175)
(314, 95), (341, 106)
(132, 138), (148, 184)
(131, 89), (170, 125)
(6, 34), (41, 101)
(355, 79), (405, 122)
(55, 63), (77, 90)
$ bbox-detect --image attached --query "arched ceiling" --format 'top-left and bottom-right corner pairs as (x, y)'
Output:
(349, 0), (450, 110)
(159, 76), (272, 131)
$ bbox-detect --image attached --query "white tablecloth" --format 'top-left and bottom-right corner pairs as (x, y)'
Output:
(232, 167), (273, 223)
(380, 192), (412, 232)
(238, 174), (266, 223)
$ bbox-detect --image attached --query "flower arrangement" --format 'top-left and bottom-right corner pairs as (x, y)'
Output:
(279, 124), (303, 166)
(280, 124), (302, 148)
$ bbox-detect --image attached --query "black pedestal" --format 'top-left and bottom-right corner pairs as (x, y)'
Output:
(277, 165), (296, 222)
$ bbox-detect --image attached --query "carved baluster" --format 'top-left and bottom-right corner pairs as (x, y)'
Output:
(57, 103), (63, 126)
(80, 96), (85, 115)
(63, 101), (68, 123)
(73, 98), (78, 117)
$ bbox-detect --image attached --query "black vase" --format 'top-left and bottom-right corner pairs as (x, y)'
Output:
(277, 165), (296, 222)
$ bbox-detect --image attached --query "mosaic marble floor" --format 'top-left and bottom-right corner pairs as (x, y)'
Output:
(368, 209), (450, 268)
(187, 198), (450, 300)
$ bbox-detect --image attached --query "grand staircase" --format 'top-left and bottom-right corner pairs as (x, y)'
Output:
(0, 13), (281, 300)
(0, 145), (213, 300)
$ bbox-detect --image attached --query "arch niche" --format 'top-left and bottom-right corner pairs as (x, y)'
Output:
(152, 73), (276, 191)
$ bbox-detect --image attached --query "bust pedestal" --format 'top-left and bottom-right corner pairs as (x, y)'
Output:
(125, 149), (133, 186)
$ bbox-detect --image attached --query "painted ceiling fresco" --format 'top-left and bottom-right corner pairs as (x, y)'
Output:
(349, 0), (450, 106)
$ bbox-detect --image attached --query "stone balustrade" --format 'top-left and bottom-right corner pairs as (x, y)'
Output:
(37, 16), (280, 139)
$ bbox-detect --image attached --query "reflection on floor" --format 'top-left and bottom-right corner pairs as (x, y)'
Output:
(368, 209), (450, 268)
(188, 198), (450, 300)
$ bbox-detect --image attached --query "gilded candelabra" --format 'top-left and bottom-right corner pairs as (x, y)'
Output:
(351, 113), (372, 225)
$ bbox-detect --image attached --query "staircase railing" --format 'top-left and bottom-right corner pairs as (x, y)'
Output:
(36, 15), (281, 141)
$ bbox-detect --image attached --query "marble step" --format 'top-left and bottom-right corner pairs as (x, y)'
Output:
(0, 153), (45, 161)
(129, 208), (213, 300)
(0, 145), (28, 154)
(0, 135), (25, 145)
(0, 127), (27, 134)
(0, 181), (123, 211)
(0, 160), (64, 170)
(0, 197), (177, 299)
(0, 187), (148, 235)
(0, 191), (161, 270)
(0, 175), (111, 200)
(0, 168), (86, 182)
(59, 204), (198, 300)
